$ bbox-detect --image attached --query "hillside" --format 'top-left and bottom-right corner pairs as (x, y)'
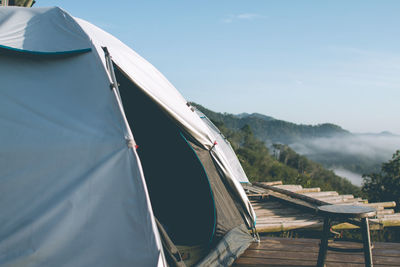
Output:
(192, 103), (350, 144)
(193, 103), (400, 179)
(211, 120), (360, 196)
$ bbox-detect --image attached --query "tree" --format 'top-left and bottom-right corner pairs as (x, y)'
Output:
(2, 0), (35, 7)
(209, 118), (360, 195)
(362, 150), (400, 211)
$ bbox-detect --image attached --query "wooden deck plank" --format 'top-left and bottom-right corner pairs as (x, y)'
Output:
(252, 209), (304, 216)
(274, 185), (303, 191)
(249, 236), (400, 249)
(234, 256), (317, 267)
(246, 183), (400, 232)
(377, 209), (394, 215)
(247, 240), (400, 257)
(360, 202), (396, 208)
(302, 191), (339, 197)
(327, 198), (365, 204)
(234, 237), (400, 267)
(259, 181), (283, 186)
(317, 195), (354, 201)
(295, 187), (321, 193)
(239, 250), (400, 265)
(246, 244), (400, 258)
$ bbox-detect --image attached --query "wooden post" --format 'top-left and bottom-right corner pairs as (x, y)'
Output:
(317, 217), (331, 267)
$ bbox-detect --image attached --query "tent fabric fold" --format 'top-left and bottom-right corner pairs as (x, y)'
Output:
(0, 46), (164, 266)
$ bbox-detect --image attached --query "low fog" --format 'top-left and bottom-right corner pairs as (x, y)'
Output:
(290, 134), (400, 186)
(331, 168), (364, 186)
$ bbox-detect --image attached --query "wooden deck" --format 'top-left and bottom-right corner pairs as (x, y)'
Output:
(243, 182), (400, 233)
(234, 236), (400, 266)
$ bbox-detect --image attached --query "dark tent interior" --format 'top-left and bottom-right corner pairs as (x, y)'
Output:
(114, 66), (215, 246)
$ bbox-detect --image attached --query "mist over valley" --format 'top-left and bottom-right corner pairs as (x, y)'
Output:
(290, 133), (400, 185)
(193, 103), (400, 186)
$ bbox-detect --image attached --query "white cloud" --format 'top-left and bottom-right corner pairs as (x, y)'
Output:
(295, 80), (303, 85)
(222, 13), (265, 23)
(237, 13), (264, 20)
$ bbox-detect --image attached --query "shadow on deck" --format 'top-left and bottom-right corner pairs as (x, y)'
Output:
(234, 236), (400, 267)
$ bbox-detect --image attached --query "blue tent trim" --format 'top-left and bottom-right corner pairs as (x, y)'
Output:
(0, 44), (91, 55)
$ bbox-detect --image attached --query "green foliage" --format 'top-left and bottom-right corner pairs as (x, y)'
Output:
(362, 150), (400, 211)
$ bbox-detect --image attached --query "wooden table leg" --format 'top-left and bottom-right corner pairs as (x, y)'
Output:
(361, 217), (373, 267)
(317, 217), (330, 267)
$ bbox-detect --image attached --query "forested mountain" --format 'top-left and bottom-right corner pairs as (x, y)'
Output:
(235, 112), (275, 121)
(192, 103), (350, 144)
(211, 120), (360, 196)
(193, 103), (400, 179)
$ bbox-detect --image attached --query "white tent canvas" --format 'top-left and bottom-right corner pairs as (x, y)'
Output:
(0, 6), (256, 267)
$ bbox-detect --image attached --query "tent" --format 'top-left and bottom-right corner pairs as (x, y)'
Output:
(0, 6), (257, 267)
(194, 109), (250, 184)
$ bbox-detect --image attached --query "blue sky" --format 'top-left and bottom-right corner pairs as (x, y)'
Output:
(36, 1), (400, 134)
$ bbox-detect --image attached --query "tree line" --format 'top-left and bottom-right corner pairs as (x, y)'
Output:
(212, 121), (360, 196)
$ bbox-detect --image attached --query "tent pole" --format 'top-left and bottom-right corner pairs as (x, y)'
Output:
(101, 46), (136, 148)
